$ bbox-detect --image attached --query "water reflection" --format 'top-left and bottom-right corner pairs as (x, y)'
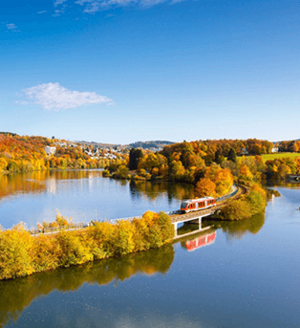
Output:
(0, 170), (103, 201)
(181, 231), (217, 252)
(0, 171), (194, 205)
(0, 173), (45, 201)
(0, 245), (174, 328)
(129, 180), (194, 203)
(0, 171), (196, 229)
(206, 212), (265, 241)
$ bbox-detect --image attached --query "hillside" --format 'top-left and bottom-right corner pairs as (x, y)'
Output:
(129, 140), (175, 150)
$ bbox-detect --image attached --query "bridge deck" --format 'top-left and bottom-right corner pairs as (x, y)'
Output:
(170, 206), (219, 223)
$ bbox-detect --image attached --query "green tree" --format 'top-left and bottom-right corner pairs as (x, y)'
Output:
(129, 148), (143, 170)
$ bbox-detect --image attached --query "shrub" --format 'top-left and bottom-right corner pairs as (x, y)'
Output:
(221, 198), (252, 221)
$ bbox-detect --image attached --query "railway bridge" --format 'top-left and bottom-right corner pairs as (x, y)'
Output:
(170, 207), (219, 239)
(169, 184), (246, 239)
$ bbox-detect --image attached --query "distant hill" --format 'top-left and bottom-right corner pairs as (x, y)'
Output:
(0, 132), (17, 136)
(74, 140), (175, 150)
(75, 140), (121, 148)
(129, 140), (175, 150)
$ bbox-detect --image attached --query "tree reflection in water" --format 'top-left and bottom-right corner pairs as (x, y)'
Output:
(0, 244), (174, 328)
(129, 180), (195, 204)
(0, 170), (195, 207)
(0, 170), (103, 202)
(206, 212), (265, 241)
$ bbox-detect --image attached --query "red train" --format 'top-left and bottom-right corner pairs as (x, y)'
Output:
(180, 197), (216, 213)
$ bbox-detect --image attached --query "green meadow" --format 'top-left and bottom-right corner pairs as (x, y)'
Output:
(261, 153), (300, 162)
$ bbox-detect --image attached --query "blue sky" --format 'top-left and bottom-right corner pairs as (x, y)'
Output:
(0, 0), (299, 144)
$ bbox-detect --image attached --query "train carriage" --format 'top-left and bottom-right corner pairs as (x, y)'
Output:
(180, 197), (216, 213)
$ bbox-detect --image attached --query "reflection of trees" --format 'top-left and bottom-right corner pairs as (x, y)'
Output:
(113, 178), (128, 187)
(129, 180), (195, 203)
(0, 170), (103, 202)
(0, 244), (174, 328)
(0, 173), (45, 200)
(1, 170), (197, 204)
(207, 212), (265, 241)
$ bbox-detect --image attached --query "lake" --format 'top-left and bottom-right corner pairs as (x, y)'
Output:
(0, 171), (300, 327)
(0, 170), (194, 230)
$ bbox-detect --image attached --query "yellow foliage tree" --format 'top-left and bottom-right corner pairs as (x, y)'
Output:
(195, 178), (216, 197)
(0, 223), (35, 280)
(239, 164), (253, 180)
(204, 164), (233, 197)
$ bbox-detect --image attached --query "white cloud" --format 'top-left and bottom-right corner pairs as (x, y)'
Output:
(6, 23), (17, 30)
(170, 0), (186, 3)
(37, 10), (47, 14)
(22, 83), (113, 110)
(54, 0), (68, 7)
(73, 0), (171, 13)
(52, 0), (183, 14)
(53, 0), (68, 15)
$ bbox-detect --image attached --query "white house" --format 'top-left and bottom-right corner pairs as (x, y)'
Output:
(240, 148), (248, 155)
(45, 146), (56, 155)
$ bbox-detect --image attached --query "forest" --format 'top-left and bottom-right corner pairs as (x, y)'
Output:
(0, 133), (110, 174)
(105, 138), (300, 193)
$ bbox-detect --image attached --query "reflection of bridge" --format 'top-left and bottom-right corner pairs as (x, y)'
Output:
(171, 207), (218, 239)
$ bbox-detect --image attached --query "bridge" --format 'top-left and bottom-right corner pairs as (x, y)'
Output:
(170, 207), (219, 239)
(169, 184), (246, 239)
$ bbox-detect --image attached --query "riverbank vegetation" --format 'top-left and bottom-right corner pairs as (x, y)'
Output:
(219, 183), (266, 220)
(0, 211), (174, 281)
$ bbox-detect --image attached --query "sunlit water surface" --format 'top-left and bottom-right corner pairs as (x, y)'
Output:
(0, 172), (299, 327)
(0, 170), (194, 229)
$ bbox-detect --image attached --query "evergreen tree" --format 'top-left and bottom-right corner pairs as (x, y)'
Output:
(227, 148), (237, 163)
(214, 149), (223, 164)
(129, 148), (143, 170)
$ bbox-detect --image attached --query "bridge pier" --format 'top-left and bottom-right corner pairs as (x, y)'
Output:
(173, 216), (205, 238)
(174, 222), (178, 237)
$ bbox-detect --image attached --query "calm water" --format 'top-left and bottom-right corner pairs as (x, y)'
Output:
(0, 170), (194, 229)
(0, 172), (300, 327)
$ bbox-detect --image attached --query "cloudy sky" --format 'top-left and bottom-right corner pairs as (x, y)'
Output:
(0, 0), (299, 144)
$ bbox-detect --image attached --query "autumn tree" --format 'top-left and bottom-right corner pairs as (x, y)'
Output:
(195, 178), (216, 197)
(204, 164), (234, 197)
